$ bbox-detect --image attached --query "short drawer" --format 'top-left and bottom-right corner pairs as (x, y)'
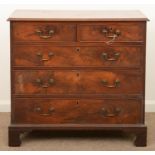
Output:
(12, 22), (76, 42)
(13, 45), (142, 68)
(12, 98), (143, 124)
(13, 70), (143, 95)
(78, 22), (145, 42)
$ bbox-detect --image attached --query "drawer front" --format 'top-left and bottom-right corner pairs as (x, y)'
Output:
(13, 70), (142, 95)
(12, 22), (76, 42)
(79, 22), (145, 42)
(13, 45), (142, 68)
(12, 98), (142, 124)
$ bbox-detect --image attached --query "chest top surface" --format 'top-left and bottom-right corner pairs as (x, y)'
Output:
(8, 10), (148, 21)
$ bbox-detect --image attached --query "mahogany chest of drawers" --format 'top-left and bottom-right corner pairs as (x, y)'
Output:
(8, 10), (148, 147)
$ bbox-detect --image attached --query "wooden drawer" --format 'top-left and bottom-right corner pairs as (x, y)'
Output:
(12, 98), (142, 124)
(78, 22), (145, 42)
(13, 45), (142, 68)
(13, 70), (142, 95)
(12, 22), (76, 42)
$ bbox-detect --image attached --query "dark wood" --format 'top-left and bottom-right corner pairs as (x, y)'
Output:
(8, 124), (147, 147)
(12, 98), (143, 124)
(9, 10), (148, 147)
(13, 45), (142, 68)
(13, 70), (143, 95)
(8, 127), (22, 147)
(78, 22), (145, 42)
(12, 22), (76, 42)
(134, 127), (147, 146)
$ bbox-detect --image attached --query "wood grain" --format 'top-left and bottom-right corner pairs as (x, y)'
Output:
(9, 10), (147, 147)
(78, 22), (145, 42)
(12, 98), (142, 124)
(13, 45), (142, 68)
(13, 70), (143, 95)
(12, 22), (76, 42)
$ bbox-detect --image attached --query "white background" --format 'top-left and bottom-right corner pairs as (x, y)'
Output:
(0, 0), (155, 112)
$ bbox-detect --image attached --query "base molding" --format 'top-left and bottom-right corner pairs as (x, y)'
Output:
(8, 124), (147, 147)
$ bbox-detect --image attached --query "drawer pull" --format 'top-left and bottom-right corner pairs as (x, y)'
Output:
(35, 29), (55, 39)
(41, 58), (49, 61)
(102, 27), (121, 44)
(35, 78), (43, 84)
(35, 78), (54, 87)
(42, 85), (49, 88)
(101, 79), (120, 88)
(36, 52), (54, 61)
(101, 107), (121, 117)
(102, 52), (120, 61)
(48, 78), (55, 84)
(36, 52), (42, 57)
(48, 52), (54, 57)
(35, 107), (55, 116)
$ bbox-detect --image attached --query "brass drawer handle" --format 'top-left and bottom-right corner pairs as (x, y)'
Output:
(34, 107), (55, 116)
(35, 78), (43, 84)
(36, 52), (54, 61)
(35, 78), (54, 88)
(101, 107), (121, 117)
(101, 79), (120, 88)
(35, 29), (55, 39)
(101, 27), (121, 44)
(48, 78), (55, 84)
(41, 58), (49, 61)
(102, 52), (120, 61)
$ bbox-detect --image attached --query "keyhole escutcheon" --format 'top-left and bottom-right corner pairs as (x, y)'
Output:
(76, 47), (80, 52)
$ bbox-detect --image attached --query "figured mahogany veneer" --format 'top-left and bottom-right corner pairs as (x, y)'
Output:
(78, 22), (145, 42)
(13, 45), (142, 67)
(8, 10), (148, 147)
(14, 70), (143, 95)
(12, 22), (76, 42)
(12, 98), (142, 124)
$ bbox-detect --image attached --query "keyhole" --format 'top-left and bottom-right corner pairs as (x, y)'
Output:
(74, 100), (79, 108)
(76, 47), (80, 52)
(77, 72), (79, 77)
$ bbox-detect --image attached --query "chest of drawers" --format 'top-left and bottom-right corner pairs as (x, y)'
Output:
(8, 10), (148, 147)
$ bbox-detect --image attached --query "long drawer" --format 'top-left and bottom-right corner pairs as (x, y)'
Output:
(13, 45), (142, 68)
(13, 70), (143, 95)
(12, 98), (142, 124)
